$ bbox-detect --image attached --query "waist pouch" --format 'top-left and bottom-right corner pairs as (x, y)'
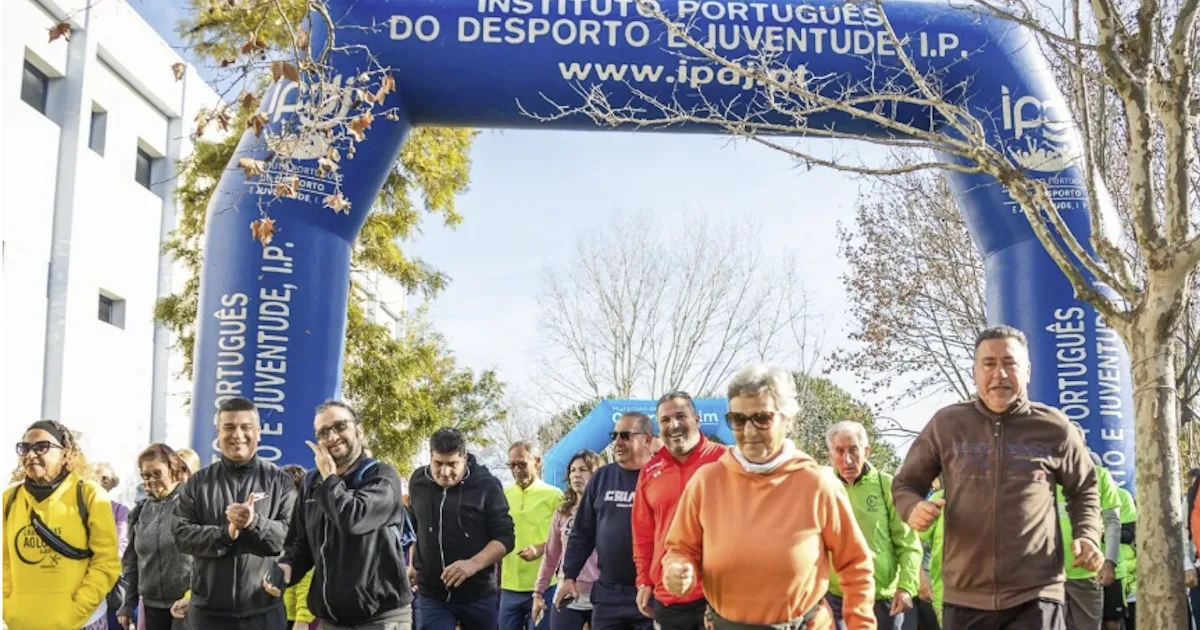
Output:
(704, 603), (820, 630)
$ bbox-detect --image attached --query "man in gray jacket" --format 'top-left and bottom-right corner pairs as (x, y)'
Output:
(174, 397), (296, 630)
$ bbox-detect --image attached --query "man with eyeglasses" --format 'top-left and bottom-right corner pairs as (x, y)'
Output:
(499, 441), (563, 630)
(267, 400), (414, 629)
(631, 392), (725, 630)
(559, 412), (655, 630)
(174, 396), (297, 630)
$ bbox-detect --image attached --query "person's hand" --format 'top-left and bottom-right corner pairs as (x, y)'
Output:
(170, 597), (190, 619)
(663, 557), (695, 596)
(918, 570), (933, 602)
(306, 440), (336, 479)
(1071, 539), (1104, 572)
(555, 579), (579, 610)
(226, 492), (257, 530)
(636, 585), (654, 618)
(1097, 560), (1116, 586)
(117, 615), (132, 630)
(518, 545), (542, 562)
(408, 564), (419, 592)
(891, 590), (914, 616)
(442, 558), (481, 588)
(1187, 569), (1198, 588)
(263, 562), (292, 597)
(532, 594), (546, 626)
(906, 498), (945, 532)
(292, 622), (309, 630)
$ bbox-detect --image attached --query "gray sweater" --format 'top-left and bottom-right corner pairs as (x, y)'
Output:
(118, 488), (193, 613)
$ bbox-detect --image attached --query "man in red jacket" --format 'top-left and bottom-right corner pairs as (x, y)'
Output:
(632, 391), (726, 630)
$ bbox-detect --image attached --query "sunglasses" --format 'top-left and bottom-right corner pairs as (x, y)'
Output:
(140, 470), (166, 482)
(725, 411), (778, 431)
(609, 431), (647, 442)
(16, 441), (63, 457)
(315, 419), (352, 440)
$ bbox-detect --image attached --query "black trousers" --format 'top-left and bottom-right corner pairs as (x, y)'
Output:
(185, 602), (288, 630)
(942, 599), (1064, 630)
(143, 605), (185, 630)
(652, 598), (707, 630)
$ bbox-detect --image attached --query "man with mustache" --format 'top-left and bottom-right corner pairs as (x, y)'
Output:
(558, 412), (655, 630)
(174, 397), (297, 630)
(269, 401), (414, 629)
(631, 392), (724, 629)
(499, 441), (562, 630)
(892, 325), (1102, 630)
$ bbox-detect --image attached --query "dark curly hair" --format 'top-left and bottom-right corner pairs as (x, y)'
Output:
(136, 443), (191, 483)
(560, 449), (604, 516)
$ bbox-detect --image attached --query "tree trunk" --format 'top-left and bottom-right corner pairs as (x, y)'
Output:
(1128, 327), (1189, 628)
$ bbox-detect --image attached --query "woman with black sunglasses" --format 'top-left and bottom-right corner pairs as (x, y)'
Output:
(3, 420), (121, 629)
(117, 444), (195, 630)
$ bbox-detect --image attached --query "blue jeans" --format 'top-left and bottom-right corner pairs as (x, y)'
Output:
(499, 587), (555, 630)
(826, 593), (905, 630)
(416, 594), (499, 630)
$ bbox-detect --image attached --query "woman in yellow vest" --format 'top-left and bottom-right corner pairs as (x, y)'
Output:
(3, 420), (120, 629)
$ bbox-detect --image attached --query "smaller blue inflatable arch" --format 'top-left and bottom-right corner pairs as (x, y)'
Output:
(542, 399), (733, 490)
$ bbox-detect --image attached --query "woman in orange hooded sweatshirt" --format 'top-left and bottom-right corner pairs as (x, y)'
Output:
(661, 364), (876, 630)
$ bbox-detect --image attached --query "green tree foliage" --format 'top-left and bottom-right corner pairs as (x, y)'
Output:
(790, 373), (901, 472)
(536, 398), (602, 452)
(155, 1), (502, 474)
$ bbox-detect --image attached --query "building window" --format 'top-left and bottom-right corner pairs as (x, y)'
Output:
(98, 292), (126, 328)
(88, 105), (106, 155)
(21, 61), (48, 114)
(135, 148), (153, 190)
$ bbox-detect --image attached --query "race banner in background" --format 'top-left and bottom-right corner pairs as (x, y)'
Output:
(190, 0), (1136, 491)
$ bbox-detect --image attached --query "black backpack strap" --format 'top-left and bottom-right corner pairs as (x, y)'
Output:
(77, 481), (90, 540)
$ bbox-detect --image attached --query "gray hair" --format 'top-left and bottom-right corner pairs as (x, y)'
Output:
(974, 325), (1028, 351)
(726, 364), (801, 419)
(509, 440), (539, 457)
(826, 421), (870, 451)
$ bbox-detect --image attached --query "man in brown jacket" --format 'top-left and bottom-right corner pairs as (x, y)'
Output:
(892, 325), (1103, 629)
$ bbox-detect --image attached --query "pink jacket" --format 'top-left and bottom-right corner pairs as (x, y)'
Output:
(535, 505), (599, 596)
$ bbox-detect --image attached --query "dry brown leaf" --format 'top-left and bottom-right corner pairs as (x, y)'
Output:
(317, 156), (339, 176)
(239, 92), (260, 111)
(215, 108), (232, 133)
(379, 74), (396, 95)
(220, 57), (237, 68)
(296, 28), (310, 49)
(347, 111), (374, 142)
(250, 217), (276, 245)
(274, 177), (299, 198)
(248, 112), (269, 137)
(171, 63), (186, 81)
(194, 109), (210, 136)
(323, 192), (351, 214)
(238, 157), (266, 179)
(241, 36), (266, 55)
(49, 22), (71, 42)
(326, 147), (341, 163)
(356, 88), (377, 105)
(270, 61), (301, 83)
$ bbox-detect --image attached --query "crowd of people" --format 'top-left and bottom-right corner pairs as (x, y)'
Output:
(3, 325), (1200, 630)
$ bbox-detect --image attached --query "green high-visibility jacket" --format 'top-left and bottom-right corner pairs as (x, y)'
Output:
(1057, 466), (1121, 580)
(1116, 487), (1137, 601)
(828, 464), (922, 601)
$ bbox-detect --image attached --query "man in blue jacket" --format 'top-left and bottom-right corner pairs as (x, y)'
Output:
(408, 427), (516, 630)
(558, 412), (655, 630)
(269, 400), (414, 629)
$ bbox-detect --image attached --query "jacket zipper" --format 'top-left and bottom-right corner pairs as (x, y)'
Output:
(320, 516), (338, 623)
(439, 486), (451, 601)
(993, 418), (1002, 610)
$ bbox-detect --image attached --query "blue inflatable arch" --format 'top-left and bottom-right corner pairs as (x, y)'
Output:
(541, 399), (734, 489)
(190, 0), (1136, 490)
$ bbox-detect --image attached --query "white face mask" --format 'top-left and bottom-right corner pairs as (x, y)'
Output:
(732, 439), (797, 474)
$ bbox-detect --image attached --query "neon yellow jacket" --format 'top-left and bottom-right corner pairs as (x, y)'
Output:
(919, 490), (946, 624)
(284, 569), (315, 623)
(1057, 466), (1121, 580)
(501, 479), (562, 592)
(1116, 488), (1137, 600)
(3, 475), (121, 629)
(827, 465), (922, 601)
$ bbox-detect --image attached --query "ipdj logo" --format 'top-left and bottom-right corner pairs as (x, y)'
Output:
(1000, 86), (1076, 173)
(262, 75), (359, 161)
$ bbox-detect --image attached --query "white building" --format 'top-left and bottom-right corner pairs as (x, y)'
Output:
(0, 0), (409, 498)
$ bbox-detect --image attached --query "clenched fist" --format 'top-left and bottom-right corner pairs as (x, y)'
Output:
(663, 556), (695, 596)
(906, 498), (945, 532)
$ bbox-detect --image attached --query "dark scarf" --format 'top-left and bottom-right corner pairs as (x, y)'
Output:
(23, 468), (70, 503)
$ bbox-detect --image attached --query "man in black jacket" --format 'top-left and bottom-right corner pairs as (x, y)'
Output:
(174, 397), (296, 629)
(408, 427), (515, 630)
(269, 401), (413, 629)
